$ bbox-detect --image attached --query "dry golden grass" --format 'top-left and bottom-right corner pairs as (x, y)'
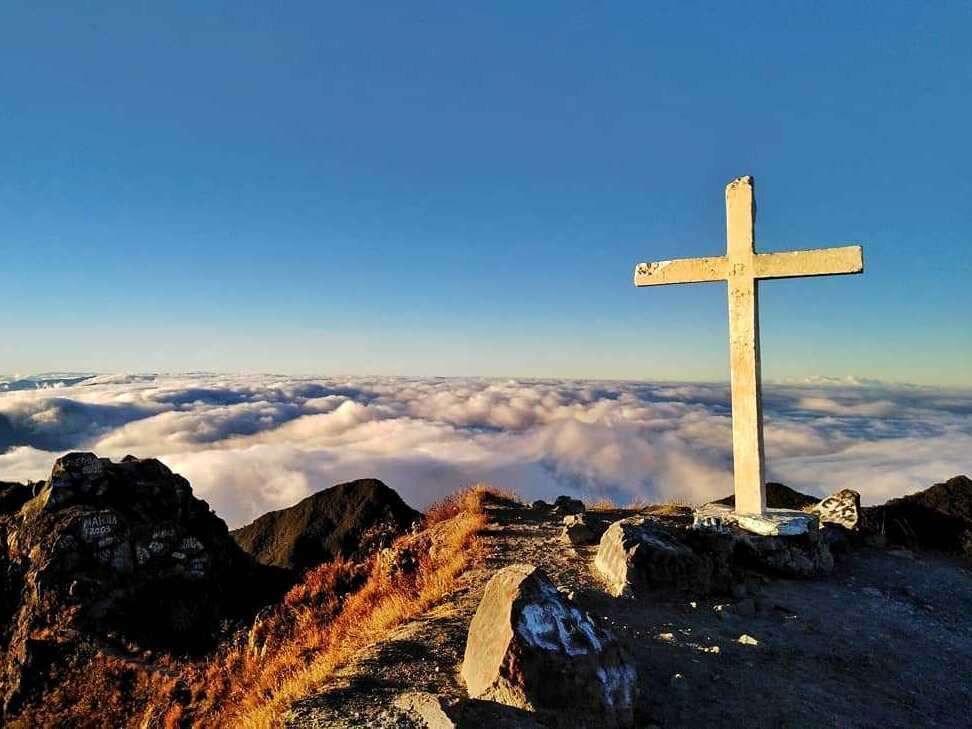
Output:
(175, 485), (489, 728)
(13, 486), (490, 729)
(641, 502), (695, 517)
(586, 498), (617, 511)
(7, 645), (189, 729)
(580, 496), (697, 514)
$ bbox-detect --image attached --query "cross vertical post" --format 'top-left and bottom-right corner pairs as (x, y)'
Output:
(725, 177), (766, 514)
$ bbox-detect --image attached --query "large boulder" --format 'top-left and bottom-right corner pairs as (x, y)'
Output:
(596, 509), (835, 597)
(231, 478), (421, 573)
(461, 564), (637, 728)
(594, 516), (731, 597)
(0, 453), (279, 717)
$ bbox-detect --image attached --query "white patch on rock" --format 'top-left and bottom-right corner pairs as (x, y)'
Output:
(463, 563), (637, 726)
(812, 489), (861, 530)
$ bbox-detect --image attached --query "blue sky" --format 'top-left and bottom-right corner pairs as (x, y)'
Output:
(1, 2), (969, 385)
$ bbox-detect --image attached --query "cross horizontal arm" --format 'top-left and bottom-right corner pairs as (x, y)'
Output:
(754, 245), (863, 280)
(633, 256), (728, 286)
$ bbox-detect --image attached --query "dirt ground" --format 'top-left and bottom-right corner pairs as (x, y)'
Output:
(286, 499), (972, 729)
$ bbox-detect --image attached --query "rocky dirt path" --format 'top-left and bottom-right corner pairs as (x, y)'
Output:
(285, 499), (972, 728)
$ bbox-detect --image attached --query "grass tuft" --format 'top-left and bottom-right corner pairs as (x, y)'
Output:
(175, 486), (488, 728)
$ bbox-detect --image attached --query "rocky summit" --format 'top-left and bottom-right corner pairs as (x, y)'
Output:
(286, 483), (972, 729)
(231, 478), (421, 574)
(0, 453), (279, 716)
(1, 457), (970, 728)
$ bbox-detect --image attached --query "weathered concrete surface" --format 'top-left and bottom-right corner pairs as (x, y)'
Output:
(694, 502), (817, 537)
(725, 177), (767, 515)
(633, 175), (864, 516)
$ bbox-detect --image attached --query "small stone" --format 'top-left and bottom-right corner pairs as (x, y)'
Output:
(658, 632), (675, 641)
(737, 634), (759, 646)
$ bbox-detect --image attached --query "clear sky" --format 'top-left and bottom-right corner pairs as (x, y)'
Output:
(1, 2), (969, 385)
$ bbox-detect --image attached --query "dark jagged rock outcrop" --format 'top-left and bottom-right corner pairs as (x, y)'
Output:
(231, 478), (421, 574)
(891, 475), (972, 522)
(863, 475), (972, 556)
(0, 483), (31, 515)
(714, 482), (819, 511)
(0, 453), (283, 717)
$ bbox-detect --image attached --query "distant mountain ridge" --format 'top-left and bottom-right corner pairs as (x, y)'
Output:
(231, 479), (422, 573)
(0, 373), (95, 391)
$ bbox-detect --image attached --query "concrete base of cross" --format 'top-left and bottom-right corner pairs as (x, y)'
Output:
(693, 502), (817, 537)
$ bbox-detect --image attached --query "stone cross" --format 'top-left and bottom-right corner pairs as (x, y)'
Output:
(634, 176), (863, 515)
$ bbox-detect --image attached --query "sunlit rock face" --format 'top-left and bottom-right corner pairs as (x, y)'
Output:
(0, 453), (279, 716)
(461, 563), (637, 728)
(595, 516), (720, 597)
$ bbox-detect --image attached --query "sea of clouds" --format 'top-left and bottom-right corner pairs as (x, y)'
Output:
(0, 373), (969, 529)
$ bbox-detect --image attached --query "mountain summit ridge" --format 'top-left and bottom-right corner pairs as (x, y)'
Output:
(231, 478), (421, 573)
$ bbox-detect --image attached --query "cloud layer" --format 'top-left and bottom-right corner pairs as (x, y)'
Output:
(1, 373), (969, 528)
